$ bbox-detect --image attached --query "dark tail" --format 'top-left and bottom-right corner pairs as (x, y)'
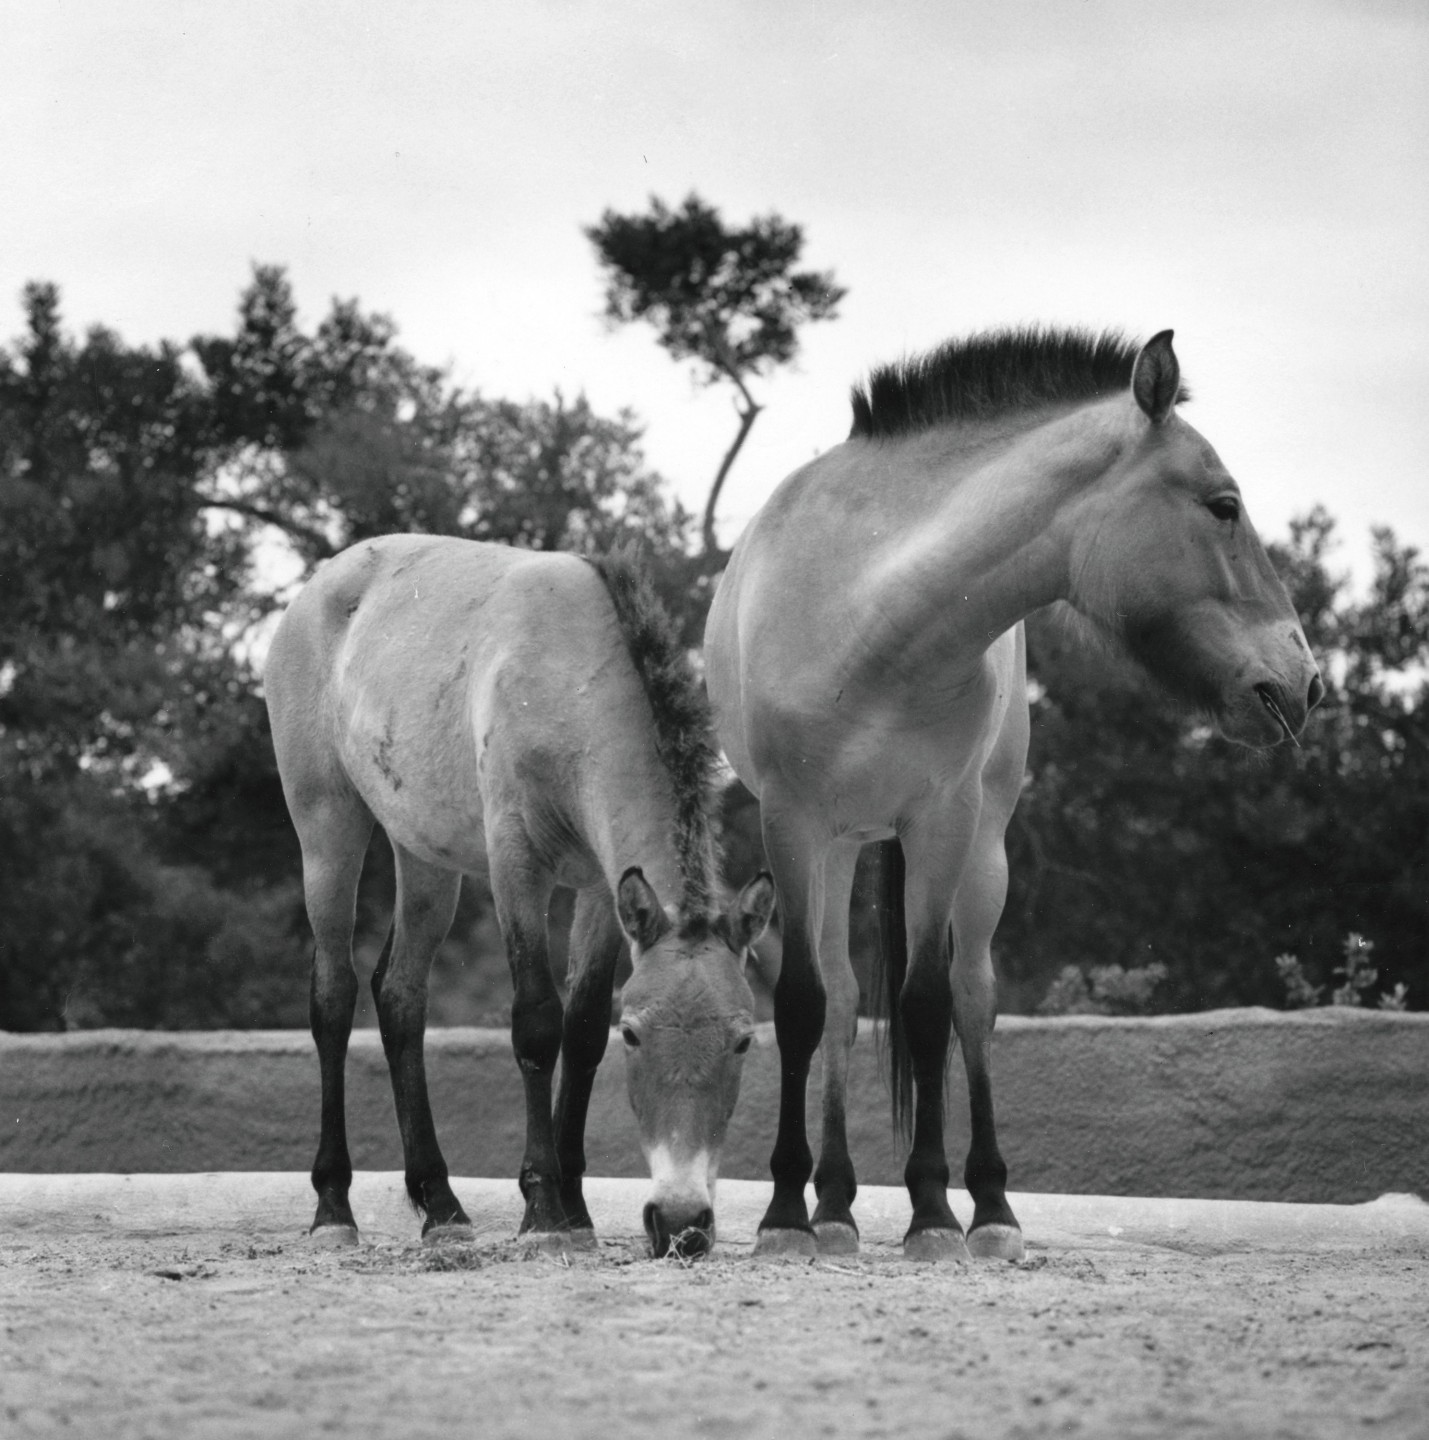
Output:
(870, 838), (912, 1144)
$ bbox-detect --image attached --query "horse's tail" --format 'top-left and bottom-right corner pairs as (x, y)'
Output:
(870, 837), (913, 1144)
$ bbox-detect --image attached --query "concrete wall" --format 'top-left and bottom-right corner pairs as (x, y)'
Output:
(2, 1008), (1425, 1202)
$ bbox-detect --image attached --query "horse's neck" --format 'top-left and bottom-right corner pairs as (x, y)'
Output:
(581, 746), (705, 918)
(861, 407), (1119, 683)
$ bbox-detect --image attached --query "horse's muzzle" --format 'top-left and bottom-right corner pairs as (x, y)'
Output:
(644, 1201), (716, 1259)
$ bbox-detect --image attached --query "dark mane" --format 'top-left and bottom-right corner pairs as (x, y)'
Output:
(849, 326), (1187, 440)
(590, 548), (720, 916)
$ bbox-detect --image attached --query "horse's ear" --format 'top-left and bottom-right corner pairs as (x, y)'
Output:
(1131, 330), (1180, 424)
(720, 872), (776, 954)
(616, 867), (672, 952)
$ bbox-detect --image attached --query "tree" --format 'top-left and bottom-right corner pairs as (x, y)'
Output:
(0, 269), (705, 1030)
(587, 194), (845, 555)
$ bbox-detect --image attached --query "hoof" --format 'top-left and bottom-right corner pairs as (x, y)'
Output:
(753, 1227), (817, 1260)
(308, 1223), (359, 1249)
(422, 1222), (476, 1247)
(903, 1227), (972, 1263)
(520, 1229), (576, 1257)
(814, 1221), (860, 1257)
(967, 1223), (1025, 1261)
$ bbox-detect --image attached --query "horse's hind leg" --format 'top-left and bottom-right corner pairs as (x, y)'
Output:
(950, 819), (1023, 1261)
(297, 791), (374, 1244)
(373, 843), (468, 1238)
(811, 840), (862, 1255)
(553, 886), (625, 1242)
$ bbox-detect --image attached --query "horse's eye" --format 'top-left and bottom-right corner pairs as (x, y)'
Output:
(1207, 495), (1241, 523)
(621, 1026), (641, 1049)
(733, 1035), (753, 1055)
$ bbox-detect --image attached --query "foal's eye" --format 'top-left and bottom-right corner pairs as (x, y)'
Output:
(733, 1035), (753, 1055)
(621, 1026), (641, 1048)
(1207, 495), (1241, 523)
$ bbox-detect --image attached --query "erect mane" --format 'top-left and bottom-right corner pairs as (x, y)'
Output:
(589, 548), (720, 917)
(848, 326), (1188, 440)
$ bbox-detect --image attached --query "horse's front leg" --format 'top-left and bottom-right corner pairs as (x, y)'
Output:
(754, 800), (829, 1257)
(488, 833), (570, 1241)
(899, 805), (980, 1262)
(553, 886), (626, 1243)
(374, 845), (468, 1238)
(811, 840), (862, 1255)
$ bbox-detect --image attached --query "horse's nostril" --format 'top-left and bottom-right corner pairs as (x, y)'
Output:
(1307, 672), (1325, 712)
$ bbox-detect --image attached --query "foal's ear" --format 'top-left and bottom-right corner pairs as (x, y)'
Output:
(718, 872), (776, 954)
(1131, 329), (1181, 424)
(616, 867), (673, 952)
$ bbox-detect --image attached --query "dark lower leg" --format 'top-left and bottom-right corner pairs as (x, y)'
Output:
(553, 891), (621, 1230)
(901, 954), (961, 1237)
(963, 1062), (1018, 1233)
(761, 934), (826, 1234)
(512, 980), (568, 1234)
(374, 971), (467, 1231)
(310, 951), (359, 1232)
(812, 1089), (858, 1232)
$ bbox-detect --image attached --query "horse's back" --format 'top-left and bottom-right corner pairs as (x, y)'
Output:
(266, 535), (625, 871)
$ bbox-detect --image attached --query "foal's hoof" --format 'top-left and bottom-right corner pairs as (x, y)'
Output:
(903, 1227), (972, 1263)
(814, 1221), (860, 1257)
(519, 1228), (576, 1257)
(422, 1221), (476, 1247)
(753, 1227), (817, 1260)
(967, 1223), (1025, 1262)
(308, 1223), (359, 1249)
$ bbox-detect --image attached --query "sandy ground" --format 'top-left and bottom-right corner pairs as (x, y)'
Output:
(1, 1176), (1426, 1440)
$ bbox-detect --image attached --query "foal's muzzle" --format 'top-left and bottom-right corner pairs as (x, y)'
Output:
(643, 1202), (715, 1259)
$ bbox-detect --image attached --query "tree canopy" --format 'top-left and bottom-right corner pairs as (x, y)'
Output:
(587, 193), (845, 554)
(0, 268), (695, 1030)
(0, 262), (1422, 1032)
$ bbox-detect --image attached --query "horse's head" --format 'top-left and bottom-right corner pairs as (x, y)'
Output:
(614, 866), (775, 1259)
(1069, 331), (1323, 745)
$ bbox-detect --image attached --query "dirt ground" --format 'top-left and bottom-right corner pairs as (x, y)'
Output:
(3, 1198), (1426, 1440)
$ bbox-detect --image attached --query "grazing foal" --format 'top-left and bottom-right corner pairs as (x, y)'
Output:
(705, 330), (1322, 1259)
(267, 537), (772, 1256)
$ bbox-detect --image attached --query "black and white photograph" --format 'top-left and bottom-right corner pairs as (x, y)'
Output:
(1, 3), (1426, 1437)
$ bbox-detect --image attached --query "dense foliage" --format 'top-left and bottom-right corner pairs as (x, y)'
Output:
(0, 270), (693, 1030)
(0, 267), (1422, 1030)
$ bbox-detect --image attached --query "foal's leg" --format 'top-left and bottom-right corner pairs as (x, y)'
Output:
(554, 885), (625, 1241)
(487, 828), (570, 1240)
(372, 843), (468, 1237)
(810, 840), (862, 1255)
(297, 794), (375, 1243)
(754, 800), (829, 1257)
(950, 819), (1024, 1261)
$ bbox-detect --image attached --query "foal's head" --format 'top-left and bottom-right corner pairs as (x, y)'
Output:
(614, 866), (775, 1259)
(1070, 331), (1323, 745)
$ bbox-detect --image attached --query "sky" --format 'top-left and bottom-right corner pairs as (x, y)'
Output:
(3, 0), (1425, 588)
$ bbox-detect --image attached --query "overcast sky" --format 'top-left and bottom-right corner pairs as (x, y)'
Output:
(4, 0), (1425, 585)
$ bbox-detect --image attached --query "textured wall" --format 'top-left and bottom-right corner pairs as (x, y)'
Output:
(3, 1008), (1426, 1202)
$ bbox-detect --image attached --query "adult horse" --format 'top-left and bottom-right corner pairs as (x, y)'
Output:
(705, 329), (1322, 1261)
(266, 536), (774, 1258)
